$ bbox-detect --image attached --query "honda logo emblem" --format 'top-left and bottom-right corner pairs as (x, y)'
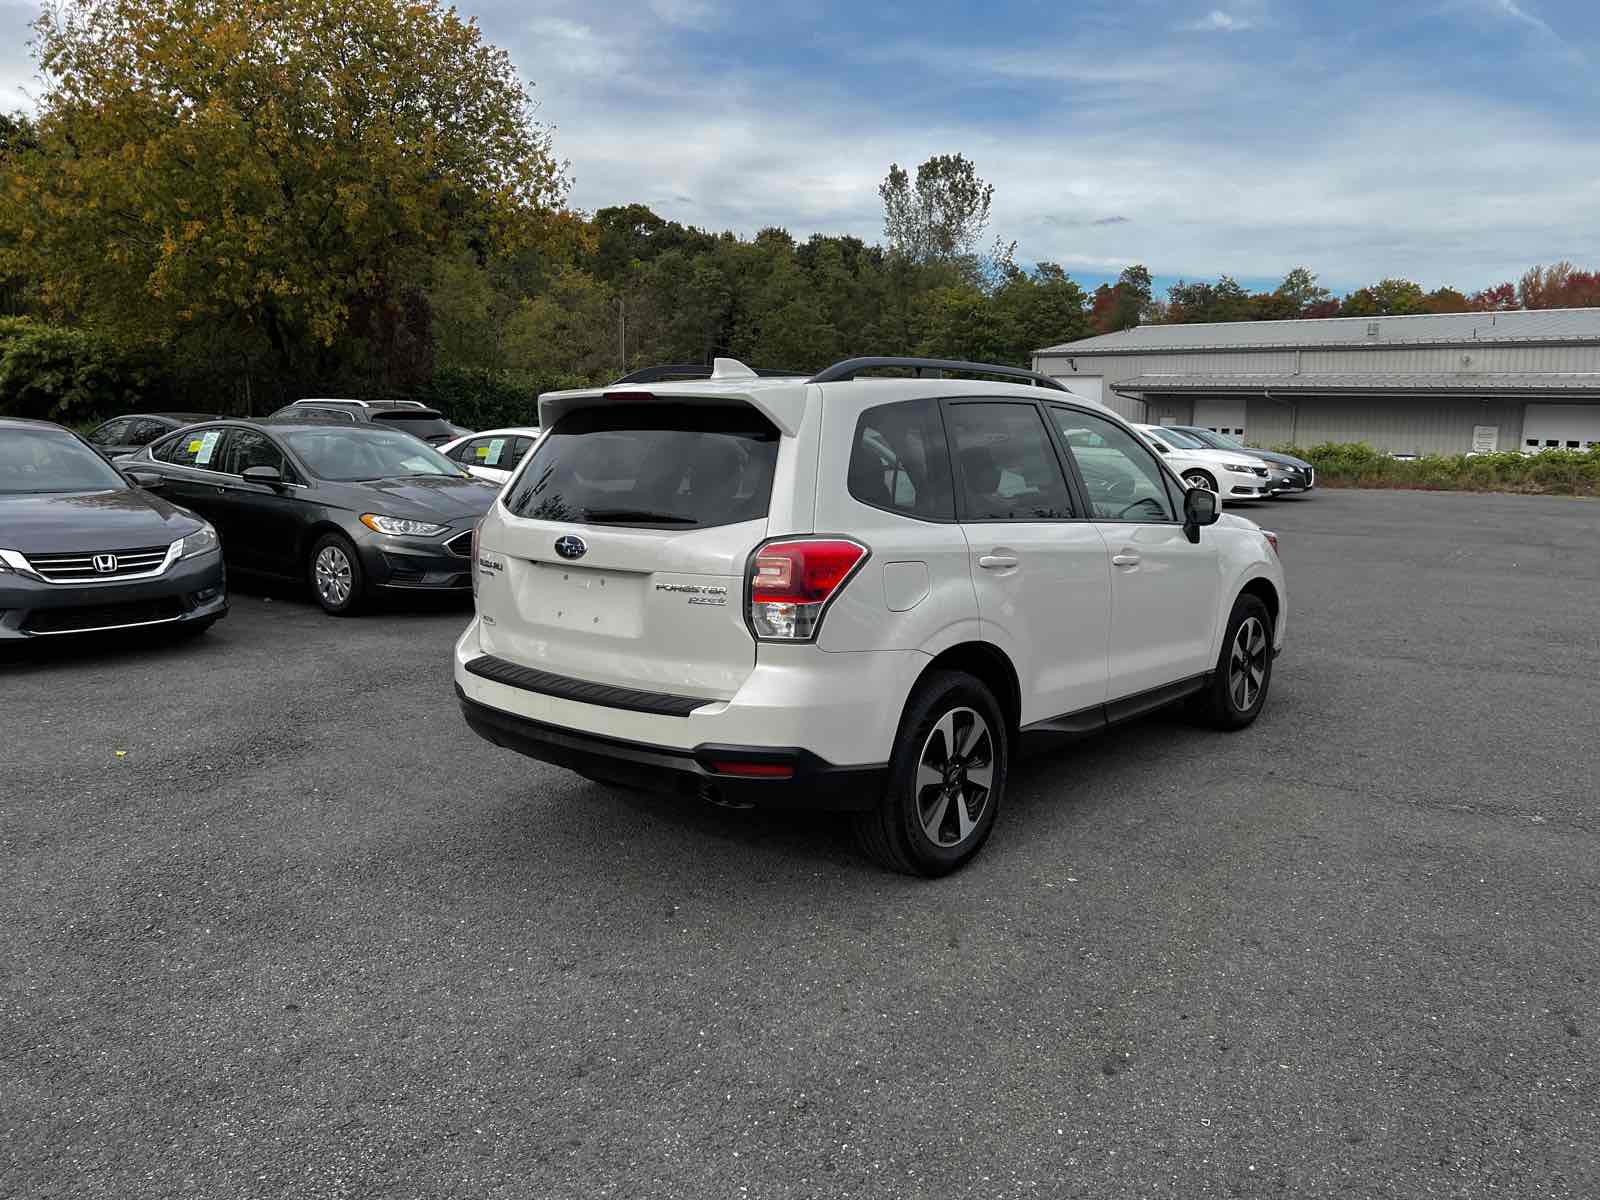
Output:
(554, 535), (587, 561)
(93, 554), (118, 574)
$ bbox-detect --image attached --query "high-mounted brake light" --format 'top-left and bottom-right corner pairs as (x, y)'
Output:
(747, 537), (868, 641)
(602, 390), (656, 402)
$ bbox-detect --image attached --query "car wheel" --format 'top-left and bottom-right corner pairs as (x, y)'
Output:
(1192, 593), (1274, 730)
(1182, 469), (1218, 493)
(309, 532), (365, 616)
(854, 670), (1007, 877)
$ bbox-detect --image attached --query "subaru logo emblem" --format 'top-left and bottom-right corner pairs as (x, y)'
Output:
(554, 535), (587, 561)
(93, 554), (118, 574)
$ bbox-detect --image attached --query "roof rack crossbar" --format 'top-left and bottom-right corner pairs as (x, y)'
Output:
(611, 362), (808, 385)
(807, 357), (1070, 392)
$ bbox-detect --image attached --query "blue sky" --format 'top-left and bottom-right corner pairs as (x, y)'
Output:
(3, 0), (1599, 296)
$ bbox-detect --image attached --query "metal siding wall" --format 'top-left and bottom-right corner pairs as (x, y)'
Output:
(1285, 396), (1526, 453)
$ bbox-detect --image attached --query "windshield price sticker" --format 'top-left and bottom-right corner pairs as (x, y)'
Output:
(485, 437), (507, 465)
(193, 430), (221, 465)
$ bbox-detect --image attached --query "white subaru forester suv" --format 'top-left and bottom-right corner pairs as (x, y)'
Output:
(456, 357), (1286, 876)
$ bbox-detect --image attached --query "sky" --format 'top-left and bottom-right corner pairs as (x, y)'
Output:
(3, 0), (1599, 296)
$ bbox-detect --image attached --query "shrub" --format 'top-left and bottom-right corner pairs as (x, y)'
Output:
(0, 318), (169, 423)
(405, 365), (602, 429)
(1269, 441), (1600, 495)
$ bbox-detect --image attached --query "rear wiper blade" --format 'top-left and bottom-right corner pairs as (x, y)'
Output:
(582, 508), (699, 525)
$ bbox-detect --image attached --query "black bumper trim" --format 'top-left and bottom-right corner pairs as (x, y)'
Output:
(464, 654), (713, 717)
(456, 688), (885, 811)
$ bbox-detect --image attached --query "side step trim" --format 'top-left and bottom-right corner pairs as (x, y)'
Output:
(464, 655), (712, 718)
(1018, 673), (1211, 754)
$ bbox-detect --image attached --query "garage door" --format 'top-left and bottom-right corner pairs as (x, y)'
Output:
(1522, 403), (1600, 451)
(1193, 397), (1248, 437)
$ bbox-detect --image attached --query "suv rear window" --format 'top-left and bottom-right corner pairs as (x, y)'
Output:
(370, 411), (455, 442)
(505, 404), (778, 529)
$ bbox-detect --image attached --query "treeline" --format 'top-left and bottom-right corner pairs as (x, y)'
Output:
(1, 0), (1596, 432)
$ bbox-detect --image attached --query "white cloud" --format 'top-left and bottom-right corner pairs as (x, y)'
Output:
(1185, 10), (1255, 33)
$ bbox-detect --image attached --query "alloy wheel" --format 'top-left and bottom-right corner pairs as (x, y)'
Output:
(314, 545), (353, 608)
(1229, 616), (1268, 711)
(1184, 471), (1216, 492)
(914, 707), (995, 848)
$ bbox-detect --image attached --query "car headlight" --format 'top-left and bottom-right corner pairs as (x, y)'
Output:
(180, 524), (219, 559)
(360, 514), (449, 537)
(1224, 463), (1257, 474)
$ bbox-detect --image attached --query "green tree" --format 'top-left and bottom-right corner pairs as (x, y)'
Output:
(879, 154), (995, 264)
(3, 0), (570, 404)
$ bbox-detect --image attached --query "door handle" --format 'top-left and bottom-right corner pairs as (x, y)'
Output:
(978, 554), (1019, 570)
(1112, 552), (1141, 567)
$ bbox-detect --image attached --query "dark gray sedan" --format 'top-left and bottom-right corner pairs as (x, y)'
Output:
(0, 418), (226, 639)
(124, 420), (498, 615)
(1170, 426), (1316, 495)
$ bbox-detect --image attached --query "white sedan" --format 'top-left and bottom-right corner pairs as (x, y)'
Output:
(1135, 424), (1273, 500)
(438, 427), (541, 486)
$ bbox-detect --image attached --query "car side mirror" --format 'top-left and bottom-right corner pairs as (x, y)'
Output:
(124, 468), (165, 490)
(1182, 486), (1219, 543)
(241, 464), (284, 486)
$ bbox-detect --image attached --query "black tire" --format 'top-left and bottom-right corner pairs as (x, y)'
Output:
(854, 670), (1008, 877)
(1182, 469), (1218, 493)
(1192, 592), (1274, 730)
(308, 532), (366, 616)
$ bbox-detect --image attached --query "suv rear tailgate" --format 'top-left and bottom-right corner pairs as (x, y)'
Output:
(476, 517), (763, 701)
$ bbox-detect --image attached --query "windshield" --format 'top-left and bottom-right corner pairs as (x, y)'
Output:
(505, 403), (778, 529)
(0, 428), (129, 495)
(1150, 427), (1205, 449)
(280, 428), (469, 482)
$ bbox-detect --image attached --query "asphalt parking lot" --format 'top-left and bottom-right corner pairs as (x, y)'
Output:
(4, 488), (1599, 1199)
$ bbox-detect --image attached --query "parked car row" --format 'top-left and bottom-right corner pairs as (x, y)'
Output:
(1135, 424), (1317, 500)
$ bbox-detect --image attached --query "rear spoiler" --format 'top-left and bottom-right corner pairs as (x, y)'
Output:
(539, 368), (809, 437)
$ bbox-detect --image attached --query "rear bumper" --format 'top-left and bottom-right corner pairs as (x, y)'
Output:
(457, 688), (885, 811)
(0, 551), (226, 639)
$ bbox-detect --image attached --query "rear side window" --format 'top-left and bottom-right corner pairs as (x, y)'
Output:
(505, 404), (778, 529)
(848, 398), (955, 521)
(153, 427), (228, 469)
(946, 402), (1077, 521)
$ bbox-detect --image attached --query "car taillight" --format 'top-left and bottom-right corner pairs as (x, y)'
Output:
(1263, 530), (1279, 556)
(470, 520), (481, 596)
(747, 537), (868, 641)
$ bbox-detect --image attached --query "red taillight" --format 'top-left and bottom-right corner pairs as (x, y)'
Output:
(708, 760), (796, 778)
(748, 537), (868, 641)
(1263, 530), (1279, 556)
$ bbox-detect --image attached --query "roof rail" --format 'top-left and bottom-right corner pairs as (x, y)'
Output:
(611, 361), (808, 385)
(808, 356), (1070, 392)
(293, 397), (370, 408)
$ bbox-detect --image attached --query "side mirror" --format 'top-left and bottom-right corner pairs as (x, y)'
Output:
(124, 468), (165, 490)
(1182, 486), (1219, 543)
(1152, 442), (1169, 453)
(241, 464), (284, 486)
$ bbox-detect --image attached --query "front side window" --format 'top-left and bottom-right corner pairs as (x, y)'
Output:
(1050, 407), (1177, 522)
(222, 429), (295, 480)
(462, 435), (521, 469)
(278, 428), (466, 482)
(153, 426), (229, 470)
(848, 398), (955, 520)
(505, 403), (778, 529)
(0, 428), (130, 494)
(946, 402), (1076, 521)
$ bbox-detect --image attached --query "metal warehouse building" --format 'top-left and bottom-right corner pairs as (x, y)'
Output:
(1033, 308), (1600, 455)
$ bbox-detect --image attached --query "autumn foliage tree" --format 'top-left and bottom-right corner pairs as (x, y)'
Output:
(2, 0), (570, 402)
